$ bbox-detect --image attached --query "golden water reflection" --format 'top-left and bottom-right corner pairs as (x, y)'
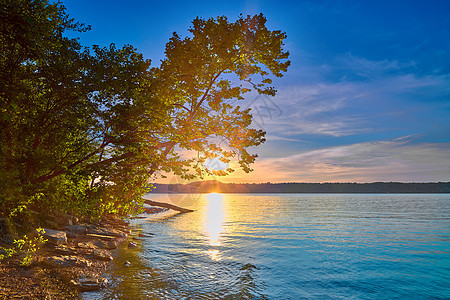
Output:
(204, 193), (225, 260)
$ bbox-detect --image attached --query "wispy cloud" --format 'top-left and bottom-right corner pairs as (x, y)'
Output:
(246, 82), (369, 137)
(333, 53), (417, 80)
(246, 57), (450, 139)
(223, 138), (450, 183)
(264, 135), (311, 143)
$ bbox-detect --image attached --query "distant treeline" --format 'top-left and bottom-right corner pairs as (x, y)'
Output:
(151, 181), (450, 194)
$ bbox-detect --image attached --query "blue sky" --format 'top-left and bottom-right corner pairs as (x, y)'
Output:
(64, 0), (450, 182)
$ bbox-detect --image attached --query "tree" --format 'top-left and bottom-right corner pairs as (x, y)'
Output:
(0, 0), (290, 220)
(148, 14), (290, 179)
(0, 0), (166, 218)
(0, 0), (97, 216)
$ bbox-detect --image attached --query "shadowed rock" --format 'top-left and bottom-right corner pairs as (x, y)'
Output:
(42, 228), (67, 245)
(64, 224), (88, 235)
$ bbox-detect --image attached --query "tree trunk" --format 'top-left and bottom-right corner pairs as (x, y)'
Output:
(143, 199), (194, 213)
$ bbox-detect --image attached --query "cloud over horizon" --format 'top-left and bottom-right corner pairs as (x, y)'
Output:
(220, 137), (450, 183)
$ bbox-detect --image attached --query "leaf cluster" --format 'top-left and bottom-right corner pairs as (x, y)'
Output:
(0, 2), (290, 220)
(0, 227), (47, 266)
(152, 14), (290, 178)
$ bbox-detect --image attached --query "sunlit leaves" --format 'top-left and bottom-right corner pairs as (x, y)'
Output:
(152, 13), (290, 179)
(0, 5), (289, 220)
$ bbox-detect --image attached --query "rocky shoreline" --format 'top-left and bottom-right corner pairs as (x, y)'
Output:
(0, 207), (166, 299)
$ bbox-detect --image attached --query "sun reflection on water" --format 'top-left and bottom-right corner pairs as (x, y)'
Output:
(204, 193), (225, 260)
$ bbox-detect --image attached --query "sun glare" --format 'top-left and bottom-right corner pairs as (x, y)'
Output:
(204, 156), (228, 172)
(204, 193), (225, 260)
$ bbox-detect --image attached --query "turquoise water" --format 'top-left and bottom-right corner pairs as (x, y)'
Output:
(85, 194), (450, 299)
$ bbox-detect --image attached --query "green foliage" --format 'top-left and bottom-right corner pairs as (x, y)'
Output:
(0, 227), (47, 266)
(150, 14), (290, 178)
(0, 1), (289, 220)
(0, 246), (15, 261)
(0, 0), (163, 218)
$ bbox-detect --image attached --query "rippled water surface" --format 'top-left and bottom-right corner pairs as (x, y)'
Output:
(84, 194), (450, 299)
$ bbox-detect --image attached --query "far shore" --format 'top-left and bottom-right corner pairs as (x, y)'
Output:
(151, 181), (450, 194)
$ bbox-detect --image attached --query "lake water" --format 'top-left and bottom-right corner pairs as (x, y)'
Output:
(84, 194), (450, 299)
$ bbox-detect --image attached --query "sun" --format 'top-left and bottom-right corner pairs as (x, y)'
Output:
(206, 192), (223, 202)
(204, 156), (228, 172)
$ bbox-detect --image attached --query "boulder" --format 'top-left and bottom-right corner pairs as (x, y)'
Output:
(71, 276), (108, 292)
(87, 227), (127, 238)
(91, 240), (117, 250)
(65, 231), (77, 239)
(43, 255), (91, 268)
(64, 224), (87, 235)
(42, 228), (67, 245)
(88, 249), (113, 261)
(54, 213), (77, 226)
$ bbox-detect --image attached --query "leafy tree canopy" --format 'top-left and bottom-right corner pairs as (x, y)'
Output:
(152, 14), (290, 179)
(0, 0), (290, 220)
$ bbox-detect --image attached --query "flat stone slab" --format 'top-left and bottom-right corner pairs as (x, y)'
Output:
(42, 228), (67, 245)
(86, 233), (117, 241)
(43, 255), (91, 268)
(54, 245), (78, 255)
(87, 227), (127, 238)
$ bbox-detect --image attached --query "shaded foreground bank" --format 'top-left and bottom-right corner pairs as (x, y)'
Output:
(0, 208), (166, 299)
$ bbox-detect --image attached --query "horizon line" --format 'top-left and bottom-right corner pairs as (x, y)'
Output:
(152, 181), (450, 185)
